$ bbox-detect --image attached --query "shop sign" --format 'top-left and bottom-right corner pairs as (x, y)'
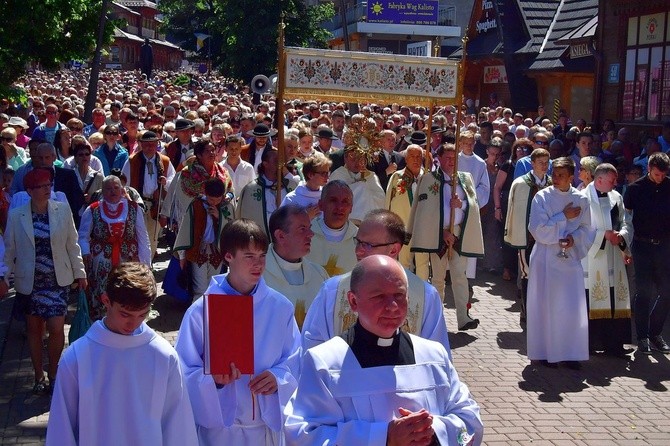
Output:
(476, 0), (498, 34)
(608, 64), (620, 84)
(367, 1), (438, 26)
(369, 46), (394, 54)
(407, 41), (432, 57)
(638, 13), (665, 45)
(570, 43), (590, 59)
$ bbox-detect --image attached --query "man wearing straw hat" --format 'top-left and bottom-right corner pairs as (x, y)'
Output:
(409, 143), (484, 331)
(163, 118), (195, 172)
(122, 130), (175, 257)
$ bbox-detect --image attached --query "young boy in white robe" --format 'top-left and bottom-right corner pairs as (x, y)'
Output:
(526, 157), (595, 369)
(175, 218), (301, 446)
(46, 263), (198, 446)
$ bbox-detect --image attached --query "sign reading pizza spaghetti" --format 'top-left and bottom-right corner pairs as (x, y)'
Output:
(367, 0), (439, 26)
(283, 47), (458, 104)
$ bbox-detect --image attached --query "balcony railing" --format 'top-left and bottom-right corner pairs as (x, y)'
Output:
(141, 28), (155, 39)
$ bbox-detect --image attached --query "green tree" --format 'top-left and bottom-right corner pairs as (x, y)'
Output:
(0, 0), (114, 94)
(159, 0), (334, 82)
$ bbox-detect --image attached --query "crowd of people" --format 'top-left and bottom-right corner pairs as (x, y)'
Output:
(0, 67), (669, 444)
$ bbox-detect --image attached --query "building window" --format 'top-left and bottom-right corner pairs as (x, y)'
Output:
(623, 12), (670, 122)
(110, 46), (120, 63)
(439, 6), (455, 26)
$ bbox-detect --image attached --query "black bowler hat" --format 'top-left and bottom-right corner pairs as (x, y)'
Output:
(431, 124), (446, 134)
(316, 128), (337, 140)
(404, 131), (427, 146)
(174, 118), (195, 131)
(249, 123), (277, 137)
(139, 130), (160, 142)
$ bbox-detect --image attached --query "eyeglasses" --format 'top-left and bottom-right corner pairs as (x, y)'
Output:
(353, 237), (397, 250)
(105, 131), (119, 136)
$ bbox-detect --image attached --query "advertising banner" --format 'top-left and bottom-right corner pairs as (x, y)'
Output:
(367, 0), (438, 26)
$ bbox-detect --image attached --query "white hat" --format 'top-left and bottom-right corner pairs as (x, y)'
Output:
(6, 116), (28, 129)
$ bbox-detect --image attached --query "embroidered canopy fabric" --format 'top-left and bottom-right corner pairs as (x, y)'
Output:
(284, 47), (459, 105)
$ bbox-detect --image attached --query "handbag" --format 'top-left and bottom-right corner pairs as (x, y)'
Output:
(162, 255), (192, 303)
(69, 289), (93, 344)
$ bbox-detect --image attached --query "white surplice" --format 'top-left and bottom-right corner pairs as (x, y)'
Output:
(329, 167), (386, 223)
(46, 321), (198, 446)
(262, 246), (330, 329)
(284, 335), (483, 446)
(526, 186), (595, 362)
(175, 275), (301, 446)
(301, 270), (452, 359)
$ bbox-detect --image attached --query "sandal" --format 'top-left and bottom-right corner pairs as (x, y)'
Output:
(32, 377), (48, 394)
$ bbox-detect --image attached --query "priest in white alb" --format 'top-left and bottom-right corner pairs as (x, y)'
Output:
(329, 144), (386, 225)
(263, 204), (329, 330)
(581, 163), (633, 355)
(301, 210), (451, 359)
(285, 255), (482, 446)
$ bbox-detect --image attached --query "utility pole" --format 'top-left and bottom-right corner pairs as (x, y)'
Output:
(339, 0), (350, 51)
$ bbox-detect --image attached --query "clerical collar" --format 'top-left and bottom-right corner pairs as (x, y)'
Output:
(271, 246), (302, 270)
(596, 189), (609, 198)
(341, 322), (416, 368)
(377, 334), (396, 347)
(355, 322), (398, 347)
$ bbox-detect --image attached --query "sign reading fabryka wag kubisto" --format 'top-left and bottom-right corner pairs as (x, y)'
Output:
(283, 47), (459, 105)
(367, 0), (439, 26)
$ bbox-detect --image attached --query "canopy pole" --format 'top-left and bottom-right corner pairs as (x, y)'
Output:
(448, 31), (469, 260)
(275, 15), (286, 207)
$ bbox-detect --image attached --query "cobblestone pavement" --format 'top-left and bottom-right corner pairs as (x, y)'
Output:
(1, 246), (669, 445)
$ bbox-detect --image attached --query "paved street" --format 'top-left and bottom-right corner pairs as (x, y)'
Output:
(1, 247), (669, 445)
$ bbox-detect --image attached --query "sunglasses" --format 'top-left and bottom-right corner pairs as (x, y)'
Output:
(76, 152), (92, 157)
(105, 131), (119, 135)
(1, 136), (13, 142)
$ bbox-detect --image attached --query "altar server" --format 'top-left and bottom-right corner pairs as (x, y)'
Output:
(46, 263), (197, 446)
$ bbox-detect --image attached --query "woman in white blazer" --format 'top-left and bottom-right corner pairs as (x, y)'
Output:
(4, 168), (87, 393)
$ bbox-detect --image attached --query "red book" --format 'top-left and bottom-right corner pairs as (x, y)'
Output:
(204, 294), (254, 375)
